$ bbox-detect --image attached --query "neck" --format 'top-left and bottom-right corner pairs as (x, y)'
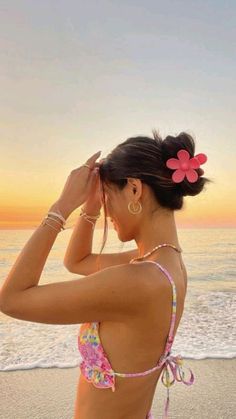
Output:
(134, 208), (181, 258)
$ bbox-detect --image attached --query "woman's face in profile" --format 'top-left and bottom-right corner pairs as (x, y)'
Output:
(102, 180), (138, 241)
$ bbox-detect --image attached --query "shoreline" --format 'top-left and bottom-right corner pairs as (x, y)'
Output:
(0, 359), (235, 418)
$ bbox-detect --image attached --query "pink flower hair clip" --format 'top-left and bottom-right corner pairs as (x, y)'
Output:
(165, 149), (207, 183)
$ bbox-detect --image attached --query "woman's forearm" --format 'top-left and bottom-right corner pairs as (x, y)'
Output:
(0, 202), (71, 308)
(63, 204), (101, 270)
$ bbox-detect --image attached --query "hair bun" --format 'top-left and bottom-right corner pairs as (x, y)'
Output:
(162, 132), (209, 197)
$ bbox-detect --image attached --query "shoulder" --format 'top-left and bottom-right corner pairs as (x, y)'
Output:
(110, 261), (162, 297)
(2, 260), (163, 325)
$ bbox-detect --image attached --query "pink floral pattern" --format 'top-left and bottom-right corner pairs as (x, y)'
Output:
(78, 322), (116, 391)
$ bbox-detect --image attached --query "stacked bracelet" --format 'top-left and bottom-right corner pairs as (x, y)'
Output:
(79, 207), (101, 229)
(41, 205), (101, 233)
(41, 205), (67, 233)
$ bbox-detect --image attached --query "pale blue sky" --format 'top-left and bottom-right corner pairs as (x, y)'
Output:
(0, 1), (235, 226)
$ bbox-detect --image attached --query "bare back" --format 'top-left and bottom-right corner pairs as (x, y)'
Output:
(73, 252), (187, 419)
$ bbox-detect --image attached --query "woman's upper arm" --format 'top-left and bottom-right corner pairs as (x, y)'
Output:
(64, 248), (139, 276)
(1, 263), (150, 325)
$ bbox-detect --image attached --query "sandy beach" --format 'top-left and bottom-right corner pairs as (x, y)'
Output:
(0, 359), (235, 419)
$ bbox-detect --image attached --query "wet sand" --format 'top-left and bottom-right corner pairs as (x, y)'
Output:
(0, 359), (235, 418)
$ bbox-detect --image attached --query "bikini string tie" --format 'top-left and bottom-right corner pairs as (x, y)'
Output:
(160, 353), (195, 418)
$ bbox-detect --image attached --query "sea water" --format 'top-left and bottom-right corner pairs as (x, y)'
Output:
(0, 227), (235, 371)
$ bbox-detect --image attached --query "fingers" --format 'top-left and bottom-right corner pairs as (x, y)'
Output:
(93, 158), (105, 170)
(86, 152), (106, 171)
(86, 151), (102, 166)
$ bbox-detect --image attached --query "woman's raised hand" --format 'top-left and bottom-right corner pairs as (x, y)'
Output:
(83, 158), (106, 213)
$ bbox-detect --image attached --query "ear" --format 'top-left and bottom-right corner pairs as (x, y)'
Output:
(126, 178), (142, 200)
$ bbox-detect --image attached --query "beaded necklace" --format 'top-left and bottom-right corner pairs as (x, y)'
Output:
(130, 243), (182, 263)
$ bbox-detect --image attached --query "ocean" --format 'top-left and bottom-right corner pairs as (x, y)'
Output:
(0, 227), (235, 371)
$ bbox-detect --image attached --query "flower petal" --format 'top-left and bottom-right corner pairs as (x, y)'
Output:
(189, 157), (200, 169)
(166, 158), (180, 169)
(186, 169), (198, 183)
(177, 149), (190, 163)
(172, 169), (186, 183)
(195, 153), (207, 165)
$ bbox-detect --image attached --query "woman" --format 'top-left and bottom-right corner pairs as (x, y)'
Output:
(0, 129), (211, 418)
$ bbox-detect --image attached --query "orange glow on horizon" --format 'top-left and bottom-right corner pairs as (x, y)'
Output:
(0, 202), (235, 229)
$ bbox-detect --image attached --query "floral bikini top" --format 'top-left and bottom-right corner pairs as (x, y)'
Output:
(78, 252), (195, 418)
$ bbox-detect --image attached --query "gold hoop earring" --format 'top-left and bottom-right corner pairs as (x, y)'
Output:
(128, 201), (142, 214)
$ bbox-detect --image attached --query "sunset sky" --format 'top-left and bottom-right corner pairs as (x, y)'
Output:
(0, 1), (235, 229)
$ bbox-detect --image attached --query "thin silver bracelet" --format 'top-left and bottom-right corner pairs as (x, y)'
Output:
(41, 210), (66, 233)
(79, 207), (101, 219)
(45, 215), (65, 229)
(48, 210), (66, 226)
(41, 218), (63, 233)
(79, 207), (101, 229)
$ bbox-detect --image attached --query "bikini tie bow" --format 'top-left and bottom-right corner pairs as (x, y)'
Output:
(160, 352), (195, 418)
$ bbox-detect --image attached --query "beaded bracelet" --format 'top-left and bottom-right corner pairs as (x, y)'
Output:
(41, 204), (66, 233)
(79, 207), (101, 229)
(41, 215), (65, 233)
(41, 206), (101, 233)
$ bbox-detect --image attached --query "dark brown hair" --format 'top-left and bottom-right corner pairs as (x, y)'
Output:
(94, 129), (213, 268)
